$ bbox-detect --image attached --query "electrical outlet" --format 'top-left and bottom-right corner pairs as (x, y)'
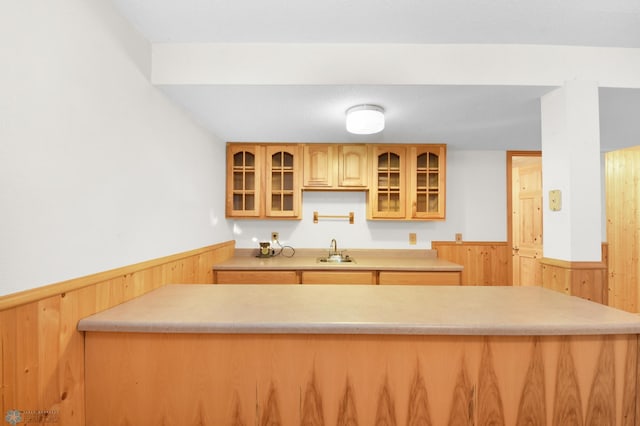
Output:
(455, 233), (463, 242)
(409, 233), (417, 245)
(271, 232), (279, 241)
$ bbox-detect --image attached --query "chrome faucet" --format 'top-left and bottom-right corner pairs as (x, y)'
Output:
(329, 238), (338, 256)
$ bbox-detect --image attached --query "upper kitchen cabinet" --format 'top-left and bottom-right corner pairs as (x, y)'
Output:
(369, 145), (407, 219)
(368, 144), (446, 220)
(265, 144), (302, 218)
(226, 143), (302, 219)
(409, 144), (446, 220)
(226, 144), (262, 217)
(303, 144), (368, 190)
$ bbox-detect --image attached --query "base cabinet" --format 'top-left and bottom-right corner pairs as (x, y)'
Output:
(215, 269), (460, 285)
(301, 271), (375, 284)
(85, 332), (638, 426)
(379, 271), (461, 285)
(214, 270), (299, 284)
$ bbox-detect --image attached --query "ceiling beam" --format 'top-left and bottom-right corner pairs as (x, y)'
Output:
(151, 43), (640, 88)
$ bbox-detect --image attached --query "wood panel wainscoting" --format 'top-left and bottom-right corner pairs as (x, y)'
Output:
(606, 146), (640, 313)
(85, 332), (638, 425)
(0, 240), (235, 426)
(431, 241), (509, 285)
(540, 244), (609, 305)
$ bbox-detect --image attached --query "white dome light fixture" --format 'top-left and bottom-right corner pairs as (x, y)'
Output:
(346, 104), (385, 135)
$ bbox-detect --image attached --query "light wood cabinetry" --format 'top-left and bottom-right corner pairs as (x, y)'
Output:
(301, 271), (375, 284)
(368, 144), (446, 220)
(369, 145), (407, 218)
(378, 271), (461, 285)
(226, 143), (301, 219)
(265, 144), (301, 218)
(408, 144), (446, 219)
(303, 144), (368, 189)
(227, 142), (445, 220)
(215, 270), (299, 284)
(226, 144), (262, 217)
(215, 268), (458, 285)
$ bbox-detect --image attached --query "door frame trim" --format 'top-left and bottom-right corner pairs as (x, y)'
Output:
(506, 150), (542, 286)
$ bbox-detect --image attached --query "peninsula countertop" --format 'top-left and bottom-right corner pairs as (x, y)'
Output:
(211, 248), (463, 271)
(77, 284), (640, 336)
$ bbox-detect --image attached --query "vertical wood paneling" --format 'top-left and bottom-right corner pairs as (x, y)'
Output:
(585, 338), (616, 425)
(540, 249), (608, 304)
(477, 341), (506, 426)
(606, 147), (640, 313)
(83, 333), (639, 426)
(432, 242), (509, 285)
(515, 338), (546, 426)
(621, 336), (638, 426)
(15, 303), (39, 410)
(337, 380), (359, 426)
(0, 309), (18, 416)
(552, 340), (583, 426)
(0, 241), (235, 426)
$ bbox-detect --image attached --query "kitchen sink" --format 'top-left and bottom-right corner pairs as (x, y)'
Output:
(317, 255), (355, 263)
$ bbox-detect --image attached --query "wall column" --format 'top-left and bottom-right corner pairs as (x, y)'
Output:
(539, 81), (607, 303)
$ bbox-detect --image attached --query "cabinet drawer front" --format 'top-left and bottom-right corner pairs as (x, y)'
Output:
(215, 270), (299, 284)
(301, 271), (375, 285)
(379, 271), (461, 285)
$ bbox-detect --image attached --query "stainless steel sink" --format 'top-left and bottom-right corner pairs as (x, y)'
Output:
(317, 255), (355, 263)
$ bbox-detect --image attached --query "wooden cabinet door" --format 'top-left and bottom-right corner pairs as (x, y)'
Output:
(265, 145), (301, 218)
(214, 270), (299, 284)
(338, 144), (368, 188)
(301, 271), (375, 284)
(303, 144), (367, 190)
(226, 144), (263, 217)
(378, 271), (461, 285)
(303, 144), (335, 188)
(369, 145), (407, 219)
(409, 144), (446, 220)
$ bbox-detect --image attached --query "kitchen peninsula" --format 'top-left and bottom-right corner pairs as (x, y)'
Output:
(212, 248), (464, 285)
(79, 284), (640, 425)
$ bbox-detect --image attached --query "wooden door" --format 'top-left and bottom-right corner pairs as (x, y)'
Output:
(510, 154), (543, 286)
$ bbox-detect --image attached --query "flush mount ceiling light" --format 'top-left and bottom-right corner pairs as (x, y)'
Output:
(345, 104), (385, 135)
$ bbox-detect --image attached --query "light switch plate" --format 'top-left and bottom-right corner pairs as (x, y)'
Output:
(549, 189), (562, 211)
(409, 233), (417, 245)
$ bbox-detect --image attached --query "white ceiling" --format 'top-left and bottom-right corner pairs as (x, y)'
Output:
(113, 0), (640, 151)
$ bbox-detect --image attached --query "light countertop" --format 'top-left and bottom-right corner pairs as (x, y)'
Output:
(212, 248), (463, 271)
(77, 284), (640, 336)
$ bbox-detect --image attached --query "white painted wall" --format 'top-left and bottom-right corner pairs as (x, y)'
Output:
(541, 82), (602, 261)
(0, 0), (231, 296)
(230, 150), (507, 251)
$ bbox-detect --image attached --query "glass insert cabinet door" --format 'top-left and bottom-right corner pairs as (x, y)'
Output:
(265, 145), (301, 218)
(410, 145), (446, 219)
(370, 146), (406, 218)
(226, 144), (262, 217)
